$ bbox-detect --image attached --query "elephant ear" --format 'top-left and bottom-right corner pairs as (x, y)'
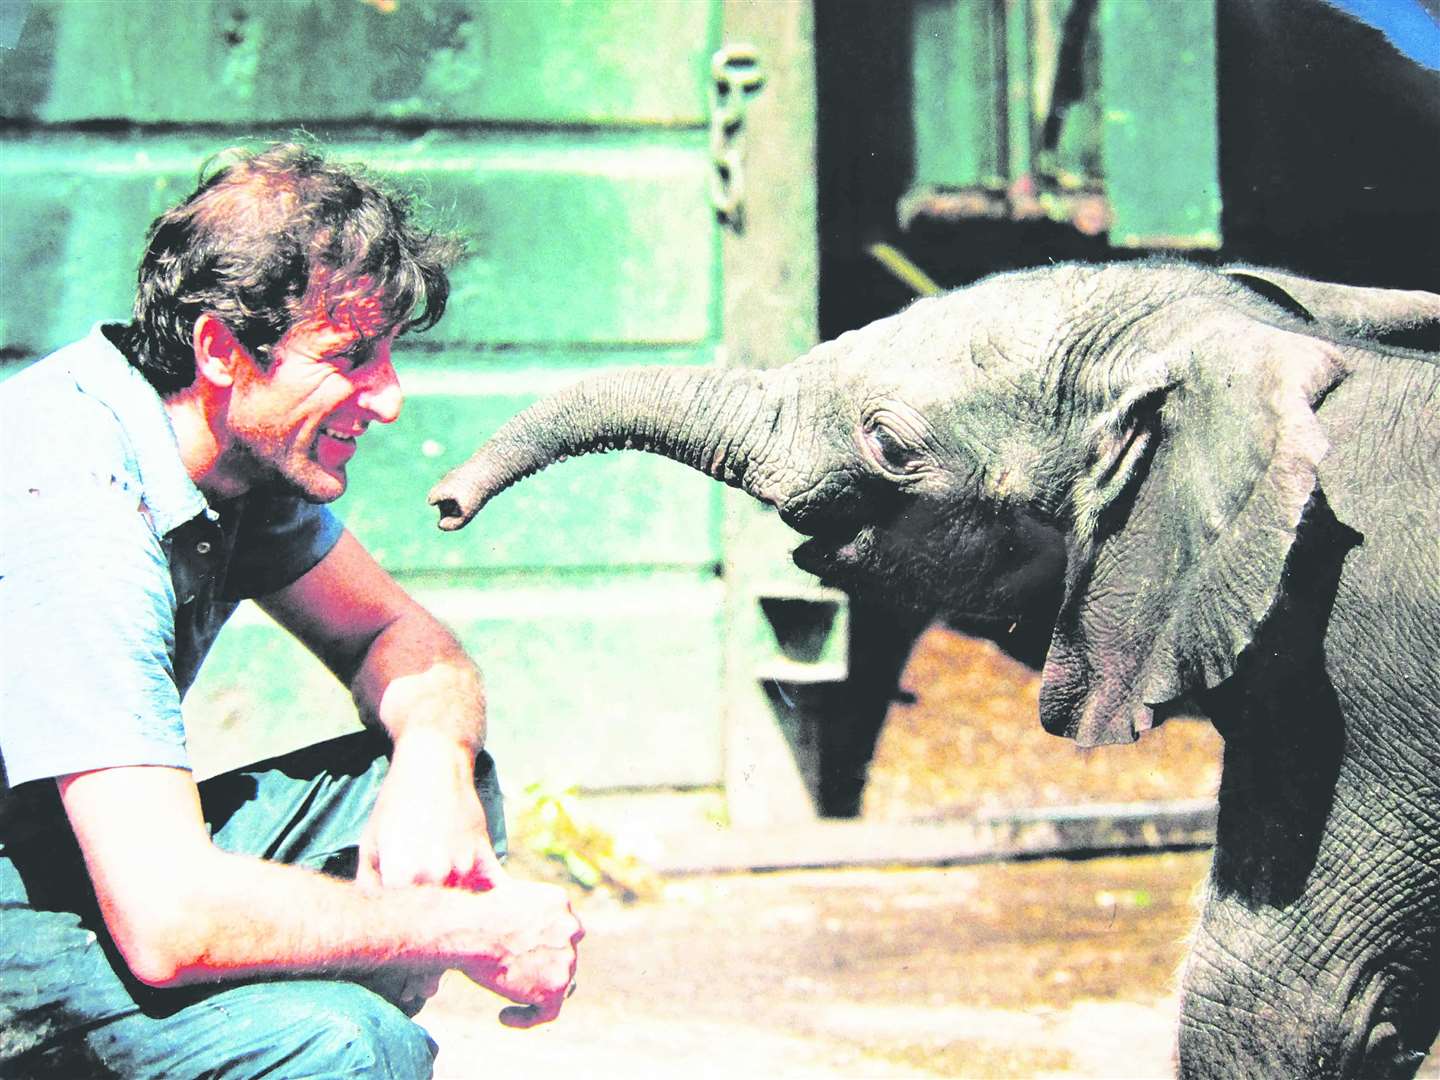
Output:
(1223, 265), (1440, 352)
(1039, 317), (1349, 746)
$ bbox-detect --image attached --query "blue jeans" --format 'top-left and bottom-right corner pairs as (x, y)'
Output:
(0, 730), (507, 1079)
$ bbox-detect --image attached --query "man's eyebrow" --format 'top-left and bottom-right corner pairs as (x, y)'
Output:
(334, 335), (388, 364)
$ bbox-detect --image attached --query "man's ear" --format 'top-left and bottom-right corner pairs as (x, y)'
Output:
(193, 314), (242, 389)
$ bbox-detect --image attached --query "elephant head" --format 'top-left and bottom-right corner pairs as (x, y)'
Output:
(429, 260), (1438, 751)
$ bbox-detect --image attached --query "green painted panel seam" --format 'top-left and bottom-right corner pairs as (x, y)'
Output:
(0, 131), (712, 174)
(389, 342), (714, 361)
(220, 578), (727, 630)
(392, 356), (722, 397)
(3, 0), (718, 126)
(381, 566), (725, 592)
(384, 566), (725, 589)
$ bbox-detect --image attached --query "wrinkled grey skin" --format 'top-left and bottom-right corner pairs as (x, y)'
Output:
(430, 261), (1440, 1079)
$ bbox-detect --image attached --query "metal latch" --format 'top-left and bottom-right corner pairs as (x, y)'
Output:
(709, 44), (766, 230)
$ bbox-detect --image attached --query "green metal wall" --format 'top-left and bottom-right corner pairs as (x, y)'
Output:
(2, 0), (1224, 811)
(907, 0), (1220, 249)
(1, 0), (729, 789)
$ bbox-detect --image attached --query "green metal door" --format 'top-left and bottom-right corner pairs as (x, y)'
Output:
(1, 1), (730, 791)
(905, 0), (1221, 249)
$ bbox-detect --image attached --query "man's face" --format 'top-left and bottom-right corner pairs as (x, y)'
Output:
(225, 288), (403, 503)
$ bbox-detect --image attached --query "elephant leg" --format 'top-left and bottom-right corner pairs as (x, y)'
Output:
(1180, 845), (1438, 1079)
(1177, 693), (1439, 1079)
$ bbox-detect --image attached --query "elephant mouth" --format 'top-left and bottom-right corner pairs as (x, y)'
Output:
(791, 528), (866, 580)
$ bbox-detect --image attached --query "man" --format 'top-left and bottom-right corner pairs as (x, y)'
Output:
(0, 143), (584, 1077)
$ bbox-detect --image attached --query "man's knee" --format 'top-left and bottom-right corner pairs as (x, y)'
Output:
(111, 980), (437, 1080)
(263, 983), (437, 1079)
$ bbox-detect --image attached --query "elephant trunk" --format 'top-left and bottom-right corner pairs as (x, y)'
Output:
(428, 365), (781, 530)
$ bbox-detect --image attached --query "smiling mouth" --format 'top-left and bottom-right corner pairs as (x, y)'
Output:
(315, 426), (361, 474)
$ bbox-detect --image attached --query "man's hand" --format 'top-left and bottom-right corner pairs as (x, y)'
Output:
(357, 731), (504, 893)
(459, 878), (585, 1029)
(356, 731), (508, 1010)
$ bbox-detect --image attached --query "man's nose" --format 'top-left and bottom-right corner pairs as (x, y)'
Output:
(356, 355), (403, 424)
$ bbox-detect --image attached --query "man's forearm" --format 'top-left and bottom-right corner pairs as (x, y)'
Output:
(123, 847), (478, 986)
(260, 534), (504, 891)
(344, 608), (506, 891)
(349, 609), (487, 754)
(154, 846), (583, 1028)
(61, 765), (580, 1024)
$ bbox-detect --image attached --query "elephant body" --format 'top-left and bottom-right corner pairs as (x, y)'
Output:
(1181, 349), (1438, 1077)
(430, 261), (1440, 1078)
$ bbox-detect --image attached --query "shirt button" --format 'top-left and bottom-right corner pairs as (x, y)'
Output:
(196, 540), (212, 555)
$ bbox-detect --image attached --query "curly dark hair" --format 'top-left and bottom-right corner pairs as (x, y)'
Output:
(121, 142), (466, 396)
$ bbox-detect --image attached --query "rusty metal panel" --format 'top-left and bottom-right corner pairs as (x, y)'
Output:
(903, 0), (1220, 248)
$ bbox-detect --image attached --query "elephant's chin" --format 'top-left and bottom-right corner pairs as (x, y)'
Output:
(791, 532), (936, 620)
(793, 532), (1042, 648)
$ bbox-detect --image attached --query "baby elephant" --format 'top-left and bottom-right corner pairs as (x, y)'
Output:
(430, 261), (1440, 1079)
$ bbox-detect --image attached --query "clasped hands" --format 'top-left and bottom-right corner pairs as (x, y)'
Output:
(357, 739), (584, 1027)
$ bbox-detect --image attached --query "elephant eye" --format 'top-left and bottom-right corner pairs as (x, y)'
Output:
(862, 417), (925, 476)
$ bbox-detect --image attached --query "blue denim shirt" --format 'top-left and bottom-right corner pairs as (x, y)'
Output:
(0, 326), (344, 792)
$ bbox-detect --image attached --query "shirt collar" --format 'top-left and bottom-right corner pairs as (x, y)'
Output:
(71, 324), (212, 536)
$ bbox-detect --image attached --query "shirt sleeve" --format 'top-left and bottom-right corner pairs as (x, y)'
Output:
(0, 482), (189, 790)
(223, 493), (345, 600)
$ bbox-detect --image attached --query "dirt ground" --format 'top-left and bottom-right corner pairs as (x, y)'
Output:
(414, 627), (1437, 1079)
(419, 853), (1208, 1079)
